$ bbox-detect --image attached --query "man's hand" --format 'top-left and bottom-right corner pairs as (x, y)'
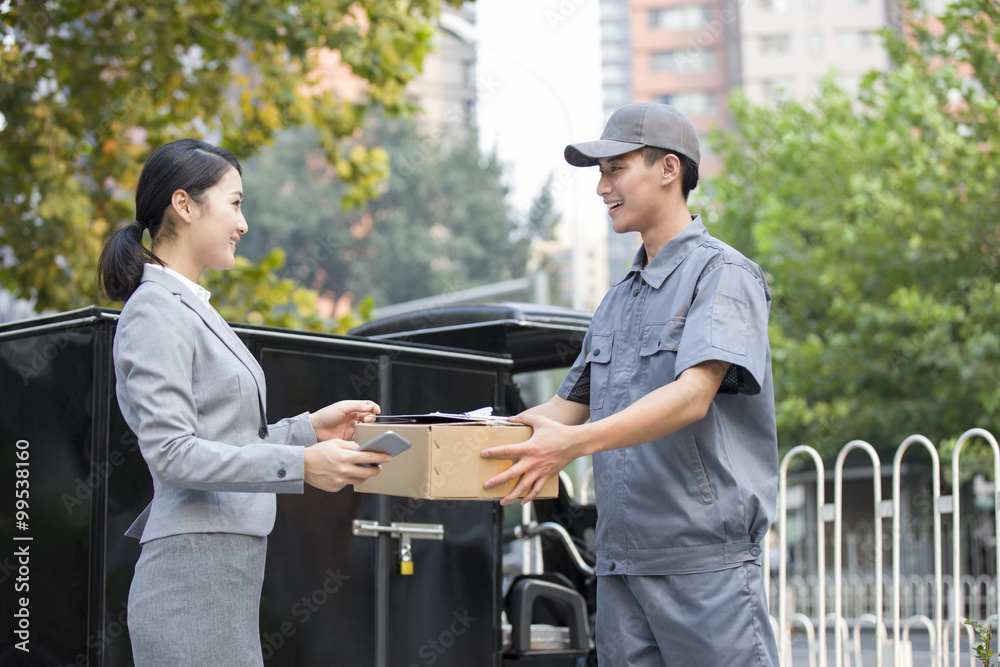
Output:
(480, 360), (731, 505)
(481, 413), (589, 506)
(308, 400), (381, 442)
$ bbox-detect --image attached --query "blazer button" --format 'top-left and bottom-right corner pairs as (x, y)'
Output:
(750, 545), (762, 557)
(258, 426), (268, 439)
(277, 468), (286, 479)
(608, 562), (616, 571)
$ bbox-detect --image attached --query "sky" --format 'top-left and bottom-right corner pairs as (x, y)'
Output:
(473, 0), (608, 240)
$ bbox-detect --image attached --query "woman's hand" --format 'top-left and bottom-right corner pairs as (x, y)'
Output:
(303, 439), (390, 492)
(308, 400), (381, 442)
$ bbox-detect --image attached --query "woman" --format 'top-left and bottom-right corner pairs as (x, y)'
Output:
(97, 138), (391, 666)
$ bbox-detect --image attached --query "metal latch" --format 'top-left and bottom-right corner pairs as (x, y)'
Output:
(352, 520), (444, 576)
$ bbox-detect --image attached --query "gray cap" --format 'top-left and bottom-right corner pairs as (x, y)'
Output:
(564, 103), (701, 167)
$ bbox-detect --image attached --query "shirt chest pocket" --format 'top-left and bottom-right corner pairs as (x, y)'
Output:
(587, 332), (614, 412)
(638, 318), (685, 392)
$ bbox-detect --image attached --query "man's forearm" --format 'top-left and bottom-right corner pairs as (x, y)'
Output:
(521, 394), (590, 426)
(578, 360), (729, 456)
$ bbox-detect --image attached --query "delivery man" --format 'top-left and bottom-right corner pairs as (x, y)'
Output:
(482, 102), (780, 666)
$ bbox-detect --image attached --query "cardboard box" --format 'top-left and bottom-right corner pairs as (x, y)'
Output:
(352, 421), (559, 500)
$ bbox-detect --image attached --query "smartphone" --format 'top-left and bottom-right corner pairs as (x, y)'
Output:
(356, 430), (411, 466)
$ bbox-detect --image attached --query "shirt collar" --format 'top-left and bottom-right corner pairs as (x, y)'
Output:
(614, 215), (708, 289)
(148, 264), (213, 308)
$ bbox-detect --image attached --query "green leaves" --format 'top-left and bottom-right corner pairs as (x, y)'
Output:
(708, 0), (1000, 458)
(238, 116), (531, 310)
(203, 247), (361, 334)
(966, 618), (996, 667)
(0, 0), (463, 314)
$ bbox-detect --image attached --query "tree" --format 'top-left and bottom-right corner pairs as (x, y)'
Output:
(524, 174), (559, 243)
(0, 0), (463, 316)
(520, 173), (569, 307)
(707, 0), (1000, 459)
(238, 116), (532, 308)
(361, 118), (528, 305)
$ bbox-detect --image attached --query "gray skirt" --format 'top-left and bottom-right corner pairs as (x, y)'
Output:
(128, 533), (268, 667)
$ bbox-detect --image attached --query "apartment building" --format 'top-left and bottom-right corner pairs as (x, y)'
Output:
(599, 0), (900, 276)
(407, 5), (478, 135)
(310, 5), (478, 135)
(740, 0), (899, 105)
(603, 0), (742, 171)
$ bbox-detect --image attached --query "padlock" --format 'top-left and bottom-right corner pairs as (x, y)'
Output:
(399, 536), (414, 575)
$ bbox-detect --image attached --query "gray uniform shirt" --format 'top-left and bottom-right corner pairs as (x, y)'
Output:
(557, 216), (778, 576)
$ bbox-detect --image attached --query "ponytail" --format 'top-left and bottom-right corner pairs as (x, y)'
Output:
(97, 221), (163, 302)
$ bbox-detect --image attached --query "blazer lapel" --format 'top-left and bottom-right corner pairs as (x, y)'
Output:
(139, 265), (269, 427)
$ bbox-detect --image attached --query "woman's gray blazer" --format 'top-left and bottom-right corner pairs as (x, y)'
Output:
(114, 265), (317, 543)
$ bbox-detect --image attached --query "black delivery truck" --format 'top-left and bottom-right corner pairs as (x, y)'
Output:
(0, 303), (599, 667)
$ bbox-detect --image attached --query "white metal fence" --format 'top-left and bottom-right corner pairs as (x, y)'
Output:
(766, 428), (1000, 667)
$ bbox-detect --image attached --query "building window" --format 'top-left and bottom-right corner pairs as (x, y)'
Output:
(759, 0), (790, 10)
(604, 86), (632, 108)
(760, 35), (792, 54)
(603, 63), (630, 83)
(805, 0), (822, 7)
(464, 60), (477, 89)
(601, 0), (629, 19)
(838, 0), (869, 6)
(836, 29), (873, 51)
(761, 78), (795, 102)
(919, 0), (949, 11)
(602, 21), (630, 40)
(603, 42), (630, 62)
(650, 49), (717, 73)
(806, 31), (825, 54)
(656, 90), (718, 115)
(837, 74), (862, 95)
(649, 5), (713, 31)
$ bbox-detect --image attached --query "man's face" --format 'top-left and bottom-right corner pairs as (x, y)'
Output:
(596, 149), (664, 236)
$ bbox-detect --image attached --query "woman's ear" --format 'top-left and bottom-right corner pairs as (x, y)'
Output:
(170, 189), (195, 225)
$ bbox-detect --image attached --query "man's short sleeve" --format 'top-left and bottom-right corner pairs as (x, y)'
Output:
(557, 329), (593, 405)
(674, 262), (770, 395)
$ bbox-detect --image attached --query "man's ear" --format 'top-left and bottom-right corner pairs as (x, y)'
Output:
(659, 153), (682, 187)
(170, 189), (194, 225)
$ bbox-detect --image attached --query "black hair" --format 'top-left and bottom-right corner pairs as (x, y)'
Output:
(640, 146), (699, 202)
(97, 138), (241, 302)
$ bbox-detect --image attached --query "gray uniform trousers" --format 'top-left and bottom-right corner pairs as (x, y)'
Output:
(596, 562), (779, 666)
